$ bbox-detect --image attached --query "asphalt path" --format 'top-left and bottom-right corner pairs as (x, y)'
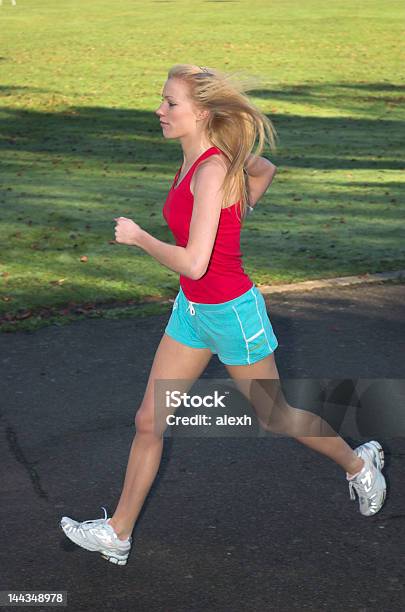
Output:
(1, 281), (404, 612)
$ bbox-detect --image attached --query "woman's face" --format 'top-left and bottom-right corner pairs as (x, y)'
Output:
(155, 78), (208, 139)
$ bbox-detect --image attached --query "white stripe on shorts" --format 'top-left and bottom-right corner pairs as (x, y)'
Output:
(246, 328), (265, 343)
(251, 289), (272, 351)
(231, 305), (251, 365)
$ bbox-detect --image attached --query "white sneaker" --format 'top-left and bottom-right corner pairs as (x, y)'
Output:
(60, 506), (132, 565)
(346, 440), (387, 516)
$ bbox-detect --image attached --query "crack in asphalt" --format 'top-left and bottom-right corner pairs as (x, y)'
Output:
(5, 425), (49, 501)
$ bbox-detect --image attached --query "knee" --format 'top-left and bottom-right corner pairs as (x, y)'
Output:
(256, 402), (296, 436)
(134, 409), (154, 434)
(134, 406), (166, 438)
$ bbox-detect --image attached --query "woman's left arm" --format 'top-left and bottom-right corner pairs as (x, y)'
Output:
(113, 160), (226, 281)
(113, 217), (198, 279)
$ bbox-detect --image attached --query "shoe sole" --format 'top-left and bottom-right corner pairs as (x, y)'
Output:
(355, 440), (386, 515)
(100, 551), (129, 565)
(367, 440), (385, 470)
(60, 523), (130, 565)
(373, 440), (387, 513)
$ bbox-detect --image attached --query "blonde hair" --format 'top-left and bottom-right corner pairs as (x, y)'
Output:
(165, 63), (278, 224)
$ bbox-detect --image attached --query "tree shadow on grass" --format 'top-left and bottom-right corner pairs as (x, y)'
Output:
(0, 80), (404, 316)
(1, 79), (404, 167)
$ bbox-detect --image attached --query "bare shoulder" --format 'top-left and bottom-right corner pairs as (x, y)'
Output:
(190, 153), (235, 205)
(193, 154), (228, 183)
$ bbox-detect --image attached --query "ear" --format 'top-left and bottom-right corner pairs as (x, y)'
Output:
(198, 109), (210, 121)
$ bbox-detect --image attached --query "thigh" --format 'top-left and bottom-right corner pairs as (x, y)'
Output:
(224, 353), (287, 432)
(225, 351), (280, 380)
(224, 351), (281, 402)
(135, 332), (213, 436)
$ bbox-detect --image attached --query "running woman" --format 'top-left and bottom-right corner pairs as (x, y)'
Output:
(60, 64), (387, 565)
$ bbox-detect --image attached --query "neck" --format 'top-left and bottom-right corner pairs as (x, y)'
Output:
(179, 135), (216, 170)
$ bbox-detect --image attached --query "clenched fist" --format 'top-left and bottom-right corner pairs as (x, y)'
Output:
(113, 217), (143, 246)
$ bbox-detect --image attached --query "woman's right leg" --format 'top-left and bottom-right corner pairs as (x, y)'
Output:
(108, 333), (213, 541)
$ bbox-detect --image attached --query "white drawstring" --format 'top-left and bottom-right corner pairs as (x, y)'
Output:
(186, 301), (196, 315)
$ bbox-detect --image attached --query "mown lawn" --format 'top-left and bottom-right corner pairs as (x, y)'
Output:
(1, 0), (404, 331)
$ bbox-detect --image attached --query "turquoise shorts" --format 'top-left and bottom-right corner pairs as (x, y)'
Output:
(164, 284), (279, 366)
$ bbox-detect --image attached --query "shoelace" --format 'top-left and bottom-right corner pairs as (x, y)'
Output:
(63, 508), (131, 546)
(78, 506), (109, 531)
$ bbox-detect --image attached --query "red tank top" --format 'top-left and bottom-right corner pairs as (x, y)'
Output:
(162, 146), (254, 303)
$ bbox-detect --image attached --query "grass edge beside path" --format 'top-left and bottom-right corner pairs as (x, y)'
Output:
(1, 269), (404, 334)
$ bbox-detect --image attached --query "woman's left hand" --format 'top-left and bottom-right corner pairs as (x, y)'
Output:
(113, 217), (143, 246)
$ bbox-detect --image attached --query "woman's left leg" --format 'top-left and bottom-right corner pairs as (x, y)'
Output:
(223, 352), (365, 477)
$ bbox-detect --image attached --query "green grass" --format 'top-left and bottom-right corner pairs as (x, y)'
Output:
(1, 0), (404, 332)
